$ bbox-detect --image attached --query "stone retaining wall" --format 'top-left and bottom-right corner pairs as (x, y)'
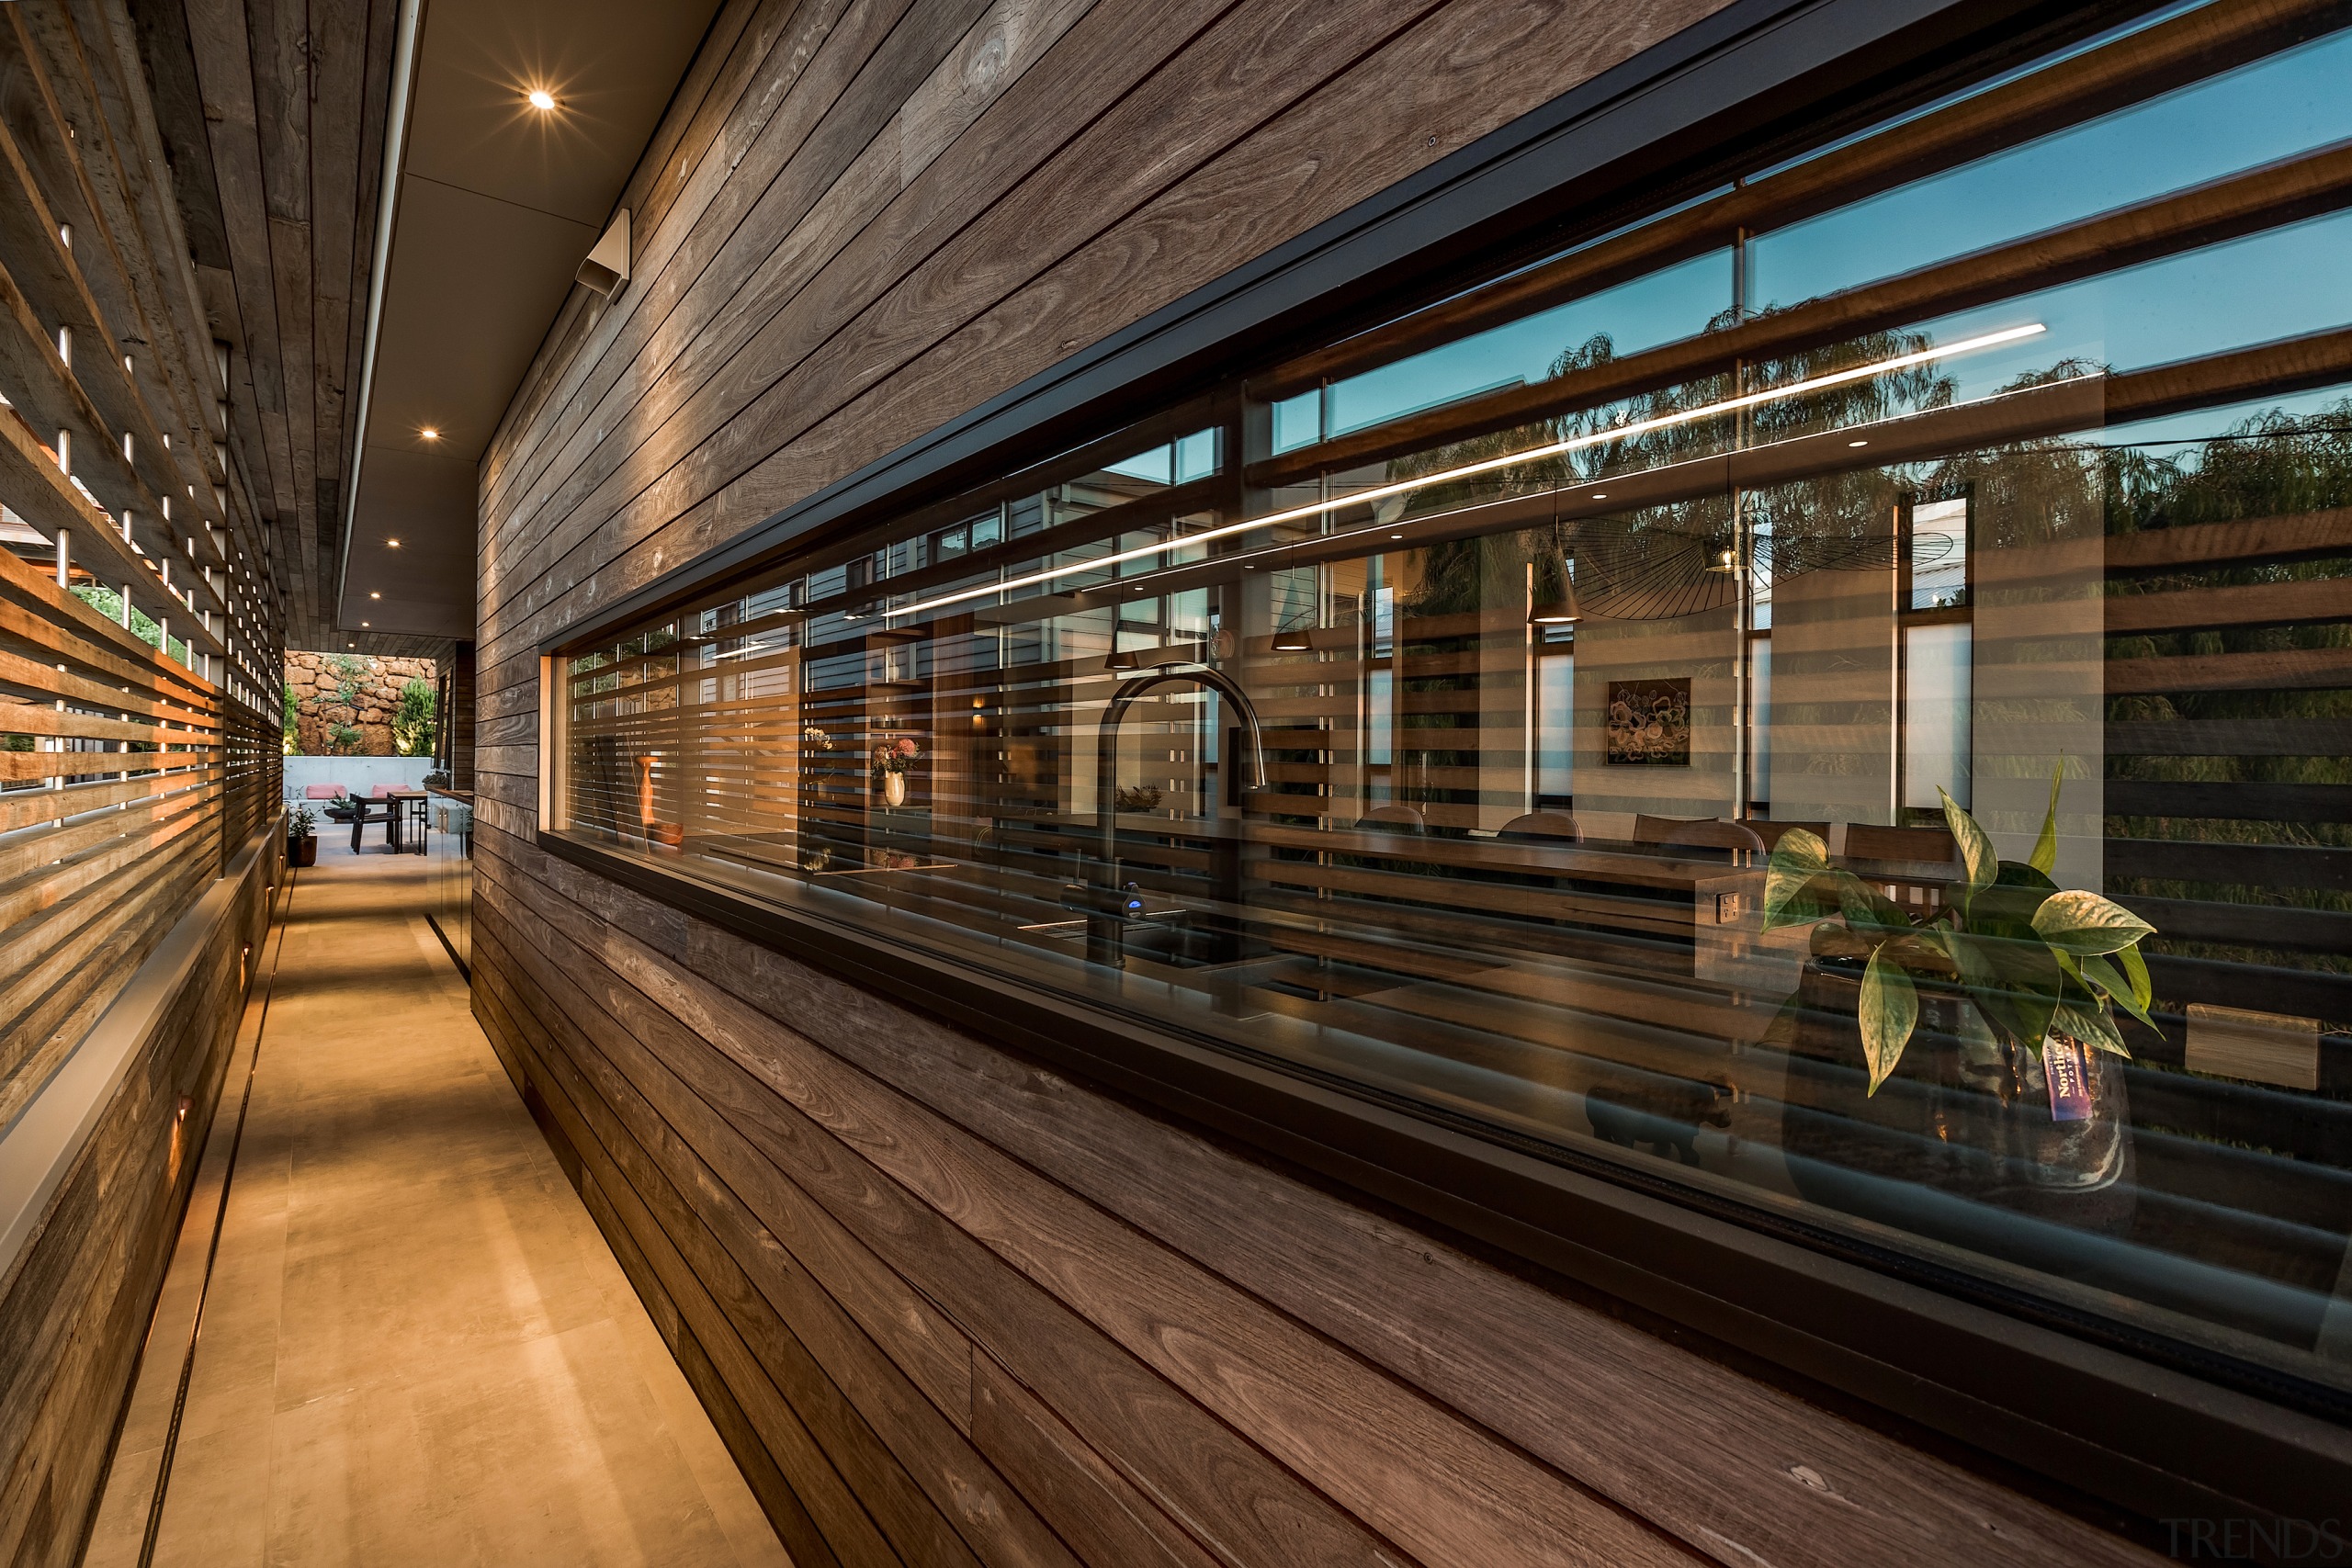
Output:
(285, 650), (438, 756)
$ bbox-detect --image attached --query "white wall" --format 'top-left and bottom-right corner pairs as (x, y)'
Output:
(283, 754), (435, 805)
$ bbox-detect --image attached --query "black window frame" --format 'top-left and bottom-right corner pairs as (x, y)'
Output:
(535, 0), (2352, 1538)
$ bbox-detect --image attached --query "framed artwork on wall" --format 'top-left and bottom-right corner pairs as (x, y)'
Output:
(1605, 678), (1690, 766)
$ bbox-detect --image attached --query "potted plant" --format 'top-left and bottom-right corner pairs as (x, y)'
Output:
(872, 737), (920, 808)
(1761, 773), (2156, 1226)
(288, 803), (319, 867)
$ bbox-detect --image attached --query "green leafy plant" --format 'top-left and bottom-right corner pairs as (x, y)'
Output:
(289, 803), (317, 840)
(328, 722), (364, 755)
(325, 651), (368, 710)
(391, 678), (435, 756)
(282, 683), (300, 756)
(1763, 768), (2160, 1095)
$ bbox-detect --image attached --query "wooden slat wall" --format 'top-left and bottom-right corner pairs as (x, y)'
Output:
(0, 468), (248, 1128)
(449, 637), (476, 791)
(0, 2), (288, 700)
(0, 2), (287, 1558)
(0, 828), (278, 1568)
(473, 3), (2168, 1565)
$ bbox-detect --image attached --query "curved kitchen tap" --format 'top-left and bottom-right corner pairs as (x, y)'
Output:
(1085, 662), (1269, 964)
(1097, 662), (1267, 840)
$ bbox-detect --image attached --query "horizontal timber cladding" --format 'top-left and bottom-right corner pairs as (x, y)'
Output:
(474, 0), (1759, 663)
(470, 817), (2160, 1568)
(472, 0), (2193, 1564)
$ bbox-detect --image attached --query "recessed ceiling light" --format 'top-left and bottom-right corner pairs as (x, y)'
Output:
(369, 591), (380, 599)
(1591, 492), (1607, 500)
(527, 89), (557, 111)
(1390, 532), (1403, 540)
(1849, 439), (1870, 448)
(420, 426), (440, 440)
(361, 620), (370, 627)
(386, 537), (401, 547)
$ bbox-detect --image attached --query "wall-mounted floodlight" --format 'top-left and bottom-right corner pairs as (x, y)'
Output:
(577, 209), (630, 299)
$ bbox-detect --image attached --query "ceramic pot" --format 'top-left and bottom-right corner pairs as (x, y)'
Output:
(883, 771), (908, 808)
(289, 834), (318, 867)
(1779, 958), (2135, 1235)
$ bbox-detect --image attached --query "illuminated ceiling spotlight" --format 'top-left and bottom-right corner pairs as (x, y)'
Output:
(369, 591), (381, 599)
(386, 537), (401, 548)
(419, 426), (441, 441)
(526, 88), (558, 111)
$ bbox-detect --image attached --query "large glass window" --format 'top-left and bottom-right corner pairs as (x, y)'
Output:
(556, 5), (2352, 1407)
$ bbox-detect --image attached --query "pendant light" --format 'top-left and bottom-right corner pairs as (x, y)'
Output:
(1529, 531), (1580, 626)
(1528, 581), (1579, 626)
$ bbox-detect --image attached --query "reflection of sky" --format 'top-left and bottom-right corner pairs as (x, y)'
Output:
(1297, 26), (2352, 460)
(2097, 384), (2352, 450)
(1753, 28), (2352, 307)
(1104, 428), (1219, 485)
(1899, 209), (2352, 405)
(1322, 251), (1729, 440)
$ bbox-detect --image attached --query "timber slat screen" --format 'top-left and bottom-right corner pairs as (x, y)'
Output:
(0, 529), (231, 1129)
(0, 0), (285, 1129)
(0, 0), (282, 1238)
(0, 2), (292, 1562)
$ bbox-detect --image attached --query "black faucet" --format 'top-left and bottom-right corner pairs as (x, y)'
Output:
(1085, 662), (1269, 966)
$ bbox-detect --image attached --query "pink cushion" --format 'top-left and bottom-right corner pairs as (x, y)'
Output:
(303, 784), (347, 799)
(371, 784), (396, 797)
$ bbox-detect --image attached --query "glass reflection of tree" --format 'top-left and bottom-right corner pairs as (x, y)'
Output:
(1394, 315), (1964, 618)
(1378, 315), (1961, 830)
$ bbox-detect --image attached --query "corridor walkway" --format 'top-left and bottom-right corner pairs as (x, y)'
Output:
(85, 836), (788, 1567)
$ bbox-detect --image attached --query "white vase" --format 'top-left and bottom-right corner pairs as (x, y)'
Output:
(883, 771), (907, 808)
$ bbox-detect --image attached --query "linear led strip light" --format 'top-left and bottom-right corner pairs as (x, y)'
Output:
(879, 322), (2047, 622)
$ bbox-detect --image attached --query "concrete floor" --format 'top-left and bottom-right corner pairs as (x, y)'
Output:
(86, 837), (789, 1568)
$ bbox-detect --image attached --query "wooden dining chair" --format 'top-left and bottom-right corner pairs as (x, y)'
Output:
(1747, 819), (1829, 852)
(1665, 819), (1766, 856)
(1842, 823), (1961, 916)
(1635, 814), (1766, 858)
(1498, 810), (1582, 843)
(1842, 823), (1959, 863)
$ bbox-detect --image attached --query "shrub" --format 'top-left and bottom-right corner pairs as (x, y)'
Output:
(392, 678), (435, 757)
